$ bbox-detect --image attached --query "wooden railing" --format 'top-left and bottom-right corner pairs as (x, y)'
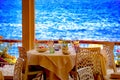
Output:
(0, 39), (120, 58)
(1, 39), (120, 45)
(36, 40), (120, 45)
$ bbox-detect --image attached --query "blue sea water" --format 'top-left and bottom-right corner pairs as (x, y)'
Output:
(0, 0), (120, 56)
(0, 0), (120, 41)
(35, 0), (120, 58)
(0, 0), (120, 57)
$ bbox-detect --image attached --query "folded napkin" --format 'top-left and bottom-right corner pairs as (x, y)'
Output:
(110, 72), (120, 79)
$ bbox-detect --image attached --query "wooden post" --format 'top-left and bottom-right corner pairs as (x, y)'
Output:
(22, 0), (35, 51)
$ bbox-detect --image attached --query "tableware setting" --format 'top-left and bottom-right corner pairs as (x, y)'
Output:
(61, 40), (70, 55)
(54, 44), (61, 51)
(62, 47), (70, 55)
(35, 40), (74, 55)
(36, 46), (48, 52)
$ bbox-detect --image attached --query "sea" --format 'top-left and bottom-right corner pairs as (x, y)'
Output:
(0, 0), (120, 57)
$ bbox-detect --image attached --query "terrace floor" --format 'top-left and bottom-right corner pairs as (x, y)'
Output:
(0, 65), (120, 80)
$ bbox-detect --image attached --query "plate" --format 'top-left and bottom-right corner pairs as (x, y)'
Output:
(37, 48), (48, 52)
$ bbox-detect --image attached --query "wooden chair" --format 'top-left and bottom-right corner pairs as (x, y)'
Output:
(18, 46), (43, 80)
(70, 47), (104, 80)
(77, 67), (94, 80)
(13, 57), (24, 80)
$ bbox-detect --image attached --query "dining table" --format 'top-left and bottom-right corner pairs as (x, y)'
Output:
(27, 45), (107, 80)
(27, 46), (76, 80)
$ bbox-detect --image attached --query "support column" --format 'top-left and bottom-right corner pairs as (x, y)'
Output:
(22, 0), (35, 51)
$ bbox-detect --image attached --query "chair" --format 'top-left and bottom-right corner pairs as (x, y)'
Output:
(102, 42), (117, 72)
(13, 57), (24, 80)
(32, 73), (43, 80)
(70, 47), (103, 80)
(18, 46), (43, 80)
(77, 67), (94, 80)
(88, 42), (118, 80)
(101, 42), (120, 80)
(89, 42), (116, 72)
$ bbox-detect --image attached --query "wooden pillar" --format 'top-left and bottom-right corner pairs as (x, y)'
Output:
(22, 0), (35, 51)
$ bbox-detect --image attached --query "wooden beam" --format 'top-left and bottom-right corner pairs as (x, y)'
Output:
(22, 0), (35, 51)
